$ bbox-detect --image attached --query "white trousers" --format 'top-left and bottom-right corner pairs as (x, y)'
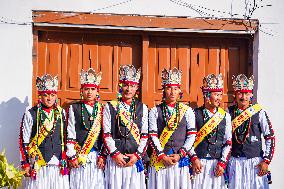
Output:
(192, 159), (227, 189)
(23, 165), (69, 189)
(104, 157), (146, 189)
(148, 164), (192, 189)
(69, 155), (105, 189)
(228, 157), (269, 189)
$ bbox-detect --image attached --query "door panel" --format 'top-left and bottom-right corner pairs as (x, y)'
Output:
(146, 36), (250, 108)
(34, 31), (142, 107)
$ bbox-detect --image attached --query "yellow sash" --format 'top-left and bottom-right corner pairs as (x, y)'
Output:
(193, 108), (226, 148)
(110, 101), (141, 145)
(77, 103), (102, 165)
(232, 104), (262, 133)
(150, 103), (189, 172)
(27, 107), (63, 168)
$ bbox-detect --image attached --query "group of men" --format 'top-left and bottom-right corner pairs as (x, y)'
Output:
(19, 65), (275, 189)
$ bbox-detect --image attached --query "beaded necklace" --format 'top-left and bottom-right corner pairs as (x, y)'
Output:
(233, 106), (252, 144)
(161, 101), (179, 130)
(38, 104), (57, 135)
(203, 107), (219, 145)
(117, 99), (136, 138)
(81, 102), (99, 131)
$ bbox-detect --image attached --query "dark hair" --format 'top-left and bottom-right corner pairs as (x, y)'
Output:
(203, 92), (211, 98)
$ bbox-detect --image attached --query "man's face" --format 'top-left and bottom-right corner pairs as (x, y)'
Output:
(206, 91), (223, 108)
(81, 87), (98, 101)
(41, 93), (57, 107)
(235, 91), (253, 108)
(164, 86), (180, 103)
(121, 83), (138, 100)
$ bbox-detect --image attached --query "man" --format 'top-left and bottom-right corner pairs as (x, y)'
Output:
(66, 68), (105, 189)
(148, 68), (196, 189)
(190, 74), (232, 189)
(103, 65), (149, 189)
(227, 74), (275, 189)
(19, 74), (69, 189)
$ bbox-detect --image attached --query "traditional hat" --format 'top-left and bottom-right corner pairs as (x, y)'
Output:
(119, 65), (141, 85)
(232, 74), (254, 93)
(36, 74), (58, 94)
(161, 67), (182, 87)
(80, 68), (102, 88)
(202, 74), (224, 92)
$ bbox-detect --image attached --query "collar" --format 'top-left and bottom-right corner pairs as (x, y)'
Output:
(206, 107), (216, 114)
(166, 102), (176, 108)
(41, 104), (53, 113)
(237, 105), (249, 111)
(83, 100), (95, 107)
(121, 97), (133, 106)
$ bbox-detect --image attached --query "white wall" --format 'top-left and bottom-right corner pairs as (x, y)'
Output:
(0, 0), (283, 188)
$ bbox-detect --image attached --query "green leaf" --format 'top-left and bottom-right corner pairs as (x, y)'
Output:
(6, 166), (15, 179)
(0, 149), (23, 188)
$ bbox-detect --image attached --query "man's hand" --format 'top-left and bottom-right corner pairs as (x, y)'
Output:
(112, 153), (127, 167)
(23, 166), (31, 177)
(69, 158), (80, 169)
(169, 154), (180, 165)
(125, 154), (138, 167)
(256, 161), (269, 176)
(97, 157), (106, 170)
(192, 158), (203, 175)
(162, 155), (175, 166)
(214, 164), (224, 177)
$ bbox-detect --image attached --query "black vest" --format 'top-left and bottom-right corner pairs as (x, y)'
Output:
(228, 105), (263, 159)
(108, 100), (144, 154)
(195, 107), (226, 159)
(29, 105), (64, 163)
(71, 102), (103, 151)
(156, 104), (188, 155)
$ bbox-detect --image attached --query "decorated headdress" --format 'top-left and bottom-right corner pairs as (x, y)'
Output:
(232, 74), (254, 93)
(161, 68), (182, 87)
(80, 68), (102, 88)
(119, 65), (141, 85)
(202, 74), (224, 93)
(36, 74), (58, 94)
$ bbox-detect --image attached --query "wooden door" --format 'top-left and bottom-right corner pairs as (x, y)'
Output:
(145, 36), (251, 108)
(33, 31), (142, 106)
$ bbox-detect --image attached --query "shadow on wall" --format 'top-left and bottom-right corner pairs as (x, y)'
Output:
(0, 97), (29, 166)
